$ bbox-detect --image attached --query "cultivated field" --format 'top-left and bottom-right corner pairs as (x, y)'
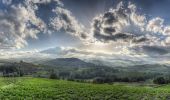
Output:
(0, 77), (170, 100)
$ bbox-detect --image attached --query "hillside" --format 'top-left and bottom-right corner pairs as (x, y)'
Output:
(0, 61), (45, 77)
(114, 64), (170, 73)
(0, 58), (168, 82)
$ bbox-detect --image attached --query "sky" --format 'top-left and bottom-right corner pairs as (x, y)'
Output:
(1, 0), (170, 64)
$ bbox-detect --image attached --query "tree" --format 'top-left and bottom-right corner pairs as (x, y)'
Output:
(49, 72), (58, 79)
(49, 69), (59, 79)
(93, 77), (105, 84)
(153, 77), (166, 84)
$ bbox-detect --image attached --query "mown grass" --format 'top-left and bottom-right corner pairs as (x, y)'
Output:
(0, 77), (170, 100)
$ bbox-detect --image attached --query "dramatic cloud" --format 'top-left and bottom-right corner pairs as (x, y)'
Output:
(91, 2), (147, 44)
(0, 2), (46, 49)
(90, 2), (170, 47)
(0, 0), (52, 49)
(1, 0), (170, 59)
(50, 7), (88, 40)
(146, 17), (164, 33)
(0, 0), (88, 49)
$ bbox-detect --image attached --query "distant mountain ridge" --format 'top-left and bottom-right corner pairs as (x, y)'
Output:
(43, 57), (95, 68)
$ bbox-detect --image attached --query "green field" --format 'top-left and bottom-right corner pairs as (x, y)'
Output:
(0, 77), (170, 100)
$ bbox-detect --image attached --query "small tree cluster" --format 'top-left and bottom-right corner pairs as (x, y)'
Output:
(153, 77), (170, 84)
